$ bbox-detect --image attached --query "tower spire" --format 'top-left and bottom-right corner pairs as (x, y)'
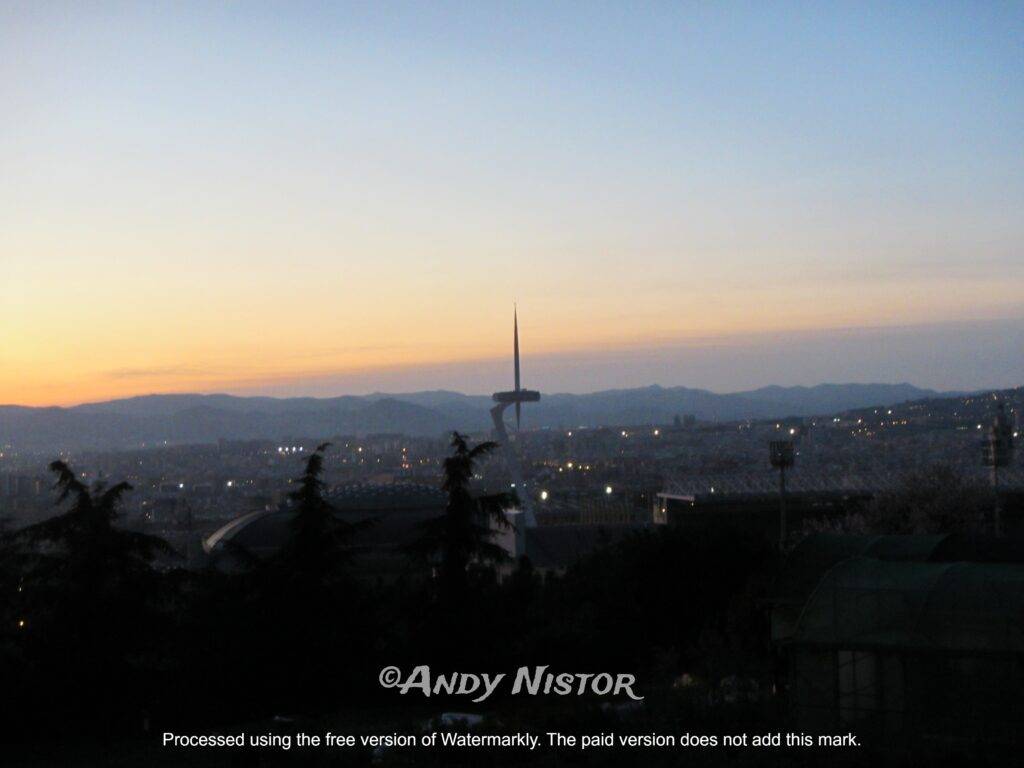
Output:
(514, 305), (521, 429)
(490, 308), (540, 519)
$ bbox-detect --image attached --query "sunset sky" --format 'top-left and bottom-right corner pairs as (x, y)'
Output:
(2, 2), (1022, 406)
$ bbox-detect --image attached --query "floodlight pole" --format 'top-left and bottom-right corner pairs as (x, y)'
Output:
(770, 440), (795, 550)
(984, 401), (1015, 537)
(779, 463), (787, 546)
(992, 462), (1001, 537)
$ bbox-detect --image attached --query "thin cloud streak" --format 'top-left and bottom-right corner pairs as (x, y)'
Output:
(219, 316), (1024, 401)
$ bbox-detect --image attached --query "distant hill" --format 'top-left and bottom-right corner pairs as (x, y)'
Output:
(0, 382), (949, 451)
(735, 383), (949, 417)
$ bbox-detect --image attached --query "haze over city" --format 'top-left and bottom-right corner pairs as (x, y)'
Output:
(3, 2), (1022, 406)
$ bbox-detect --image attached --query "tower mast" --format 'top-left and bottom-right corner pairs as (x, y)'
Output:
(490, 305), (541, 525)
(514, 306), (521, 430)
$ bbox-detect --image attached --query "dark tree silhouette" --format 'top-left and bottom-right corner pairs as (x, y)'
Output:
(803, 464), (994, 537)
(274, 441), (369, 586)
(233, 443), (374, 712)
(868, 464), (993, 534)
(0, 513), (23, 652)
(412, 432), (515, 603)
(14, 461), (173, 579)
(8, 461), (174, 737)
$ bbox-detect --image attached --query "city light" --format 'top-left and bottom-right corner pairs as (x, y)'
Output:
(540, 490), (549, 501)
(605, 485), (613, 495)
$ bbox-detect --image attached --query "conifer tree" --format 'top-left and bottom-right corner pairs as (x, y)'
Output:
(412, 432), (515, 602)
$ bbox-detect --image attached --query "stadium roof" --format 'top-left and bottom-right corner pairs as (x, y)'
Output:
(326, 482), (445, 511)
(202, 482), (446, 557)
(660, 467), (1024, 499)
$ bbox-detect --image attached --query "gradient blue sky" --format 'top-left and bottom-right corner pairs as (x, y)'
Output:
(2, 2), (1022, 404)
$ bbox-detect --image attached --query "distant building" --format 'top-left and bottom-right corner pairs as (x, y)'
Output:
(654, 489), (869, 540)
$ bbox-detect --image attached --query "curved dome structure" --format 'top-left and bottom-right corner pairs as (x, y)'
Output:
(203, 482), (446, 573)
(794, 556), (1024, 653)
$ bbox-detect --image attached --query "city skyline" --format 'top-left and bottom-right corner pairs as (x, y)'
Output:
(3, 2), (1023, 406)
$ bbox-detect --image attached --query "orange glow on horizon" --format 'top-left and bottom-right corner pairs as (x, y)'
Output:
(4, 285), (1021, 408)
